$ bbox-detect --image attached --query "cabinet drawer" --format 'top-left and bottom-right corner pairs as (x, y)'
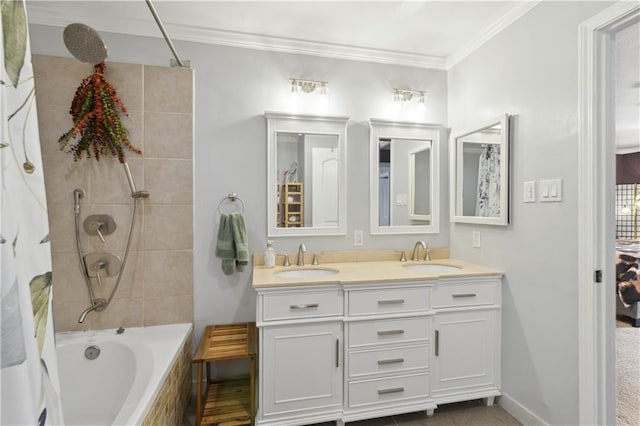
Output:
(348, 317), (430, 348)
(431, 282), (498, 308)
(349, 287), (429, 316)
(262, 289), (343, 321)
(348, 372), (430, 408)
(348, 344), (430, 378)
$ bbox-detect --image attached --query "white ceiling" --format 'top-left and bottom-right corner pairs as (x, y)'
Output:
(25, 1), (638, 146)
(25, 0), (540, 69)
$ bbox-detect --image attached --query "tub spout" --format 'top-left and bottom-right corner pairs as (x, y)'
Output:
(78, 299), (107, 323)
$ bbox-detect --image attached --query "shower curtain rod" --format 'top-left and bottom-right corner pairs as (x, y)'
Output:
(144, 0), (187, 68)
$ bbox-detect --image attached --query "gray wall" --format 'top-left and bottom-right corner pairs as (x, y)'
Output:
(28, 23), (448, 351)
(448, 1), (612, 424)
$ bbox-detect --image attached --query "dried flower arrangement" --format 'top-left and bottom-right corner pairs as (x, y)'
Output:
(58, 62), (141, 163)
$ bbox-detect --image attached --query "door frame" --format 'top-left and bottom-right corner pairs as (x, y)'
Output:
(578, 2), (640, 425)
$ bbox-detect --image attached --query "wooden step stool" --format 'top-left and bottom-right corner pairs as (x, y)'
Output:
(192, 322), (257, 426)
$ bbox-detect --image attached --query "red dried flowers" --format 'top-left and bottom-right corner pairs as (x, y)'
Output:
(58, 62), (141, 163)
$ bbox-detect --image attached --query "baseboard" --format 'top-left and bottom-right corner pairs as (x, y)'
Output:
(498, 393), (549, 426)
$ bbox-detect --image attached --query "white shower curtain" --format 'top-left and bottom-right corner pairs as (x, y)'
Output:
(475, 144), (501, 217)
(1, 1), (63, 424)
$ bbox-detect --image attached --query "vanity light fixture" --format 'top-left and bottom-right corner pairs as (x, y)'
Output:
(393, 88), (426, 104)
(290, 78), (328, 95)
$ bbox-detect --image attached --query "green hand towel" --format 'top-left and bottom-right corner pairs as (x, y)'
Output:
(230, 213), (249, 271)
(215, 214), (236, 275)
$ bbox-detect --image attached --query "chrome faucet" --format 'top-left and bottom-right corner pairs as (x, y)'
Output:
(412, 240), (430, 261)
(297, 243), (307, 266)
(78, 299), (107, 323)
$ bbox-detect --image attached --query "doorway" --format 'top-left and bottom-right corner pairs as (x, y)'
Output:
(578, 3), (640, 425)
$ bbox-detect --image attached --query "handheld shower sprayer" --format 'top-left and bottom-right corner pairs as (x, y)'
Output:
(73, 188), (85, 214)
(123, 163), (150, 199)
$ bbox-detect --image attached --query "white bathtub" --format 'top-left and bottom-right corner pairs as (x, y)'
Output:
(56, 323), (192, 425)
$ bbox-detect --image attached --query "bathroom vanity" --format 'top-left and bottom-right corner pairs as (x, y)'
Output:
(253, 254), (502, 426)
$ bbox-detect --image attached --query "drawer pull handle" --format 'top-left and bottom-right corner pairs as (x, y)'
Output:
(435, 330), (440, 356)
(378, 299), (405, 305)
(290, 303), (319, 309)
(452, 293), (477, 298)
(378, 387), (405, 395)
(377, 329), (404, 336)
(336, 339), (340, 368)
(378, 358), (404, 365)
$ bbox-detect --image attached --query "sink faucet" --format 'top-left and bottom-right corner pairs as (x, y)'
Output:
(78, 299), (107, 323)
(297, 243), (307, 266)
(412, 240), (430, 261)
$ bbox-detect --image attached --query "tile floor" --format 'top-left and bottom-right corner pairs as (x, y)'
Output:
(185, 398), (521, 425)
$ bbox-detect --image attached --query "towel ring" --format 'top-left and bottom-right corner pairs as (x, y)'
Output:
(218, 193), (245, 214)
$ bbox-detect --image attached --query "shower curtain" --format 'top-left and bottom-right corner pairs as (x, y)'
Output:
(1, 1), (63, 424)
(475, 144), (501, 217)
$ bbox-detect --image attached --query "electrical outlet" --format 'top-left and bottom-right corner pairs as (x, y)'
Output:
(472, 231), (481, 248)
(524, 181), (536, 203)
(354, 230), (364, 246)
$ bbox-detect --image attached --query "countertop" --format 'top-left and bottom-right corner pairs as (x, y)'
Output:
(252, 258), (503, 288)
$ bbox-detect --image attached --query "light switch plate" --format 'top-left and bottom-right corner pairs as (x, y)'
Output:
(472, 231), (481, 248)
(524, 181), (536, 203)
(354, 230), (364, 246)
(540, 178), (562, 202)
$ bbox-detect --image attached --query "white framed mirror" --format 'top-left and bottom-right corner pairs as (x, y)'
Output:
(266, 112), (349, 237)
(450, 114), (510, 225)
(369, 119), (444, 235)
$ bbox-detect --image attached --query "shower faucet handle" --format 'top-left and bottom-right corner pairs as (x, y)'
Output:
(84, 215), (117, 242)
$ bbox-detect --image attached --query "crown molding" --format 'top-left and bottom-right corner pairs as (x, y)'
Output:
(26, 4), (447, 70)
(446, 0), (542, 69)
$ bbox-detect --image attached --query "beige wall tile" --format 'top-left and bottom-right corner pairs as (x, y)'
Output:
(47, 202), (86, 253)
(144, 250), (193, 297)
(42, 156), (90, 204)
(143, 295), (193, 326)
(36, 104), (74, 159)
(144, 66), (193, 113)
(89, 157), (144, 205)
(91, 297), (144, 330)
(144, 112), (193, 159)
(51, 252), (89, 302)
(32, 55), (92, 107)
(144, 204), (193, 250)
(144, 159), (193, 204)
(103, 62), (143, 112)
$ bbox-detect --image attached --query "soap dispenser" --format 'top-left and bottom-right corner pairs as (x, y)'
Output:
(264, 240), (276, 268)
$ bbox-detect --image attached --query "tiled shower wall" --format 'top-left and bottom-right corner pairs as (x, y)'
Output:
(33, 55), (194, 332)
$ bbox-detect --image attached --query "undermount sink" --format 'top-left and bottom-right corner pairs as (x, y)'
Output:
(403, 263), (462, 273)
(274, 268), (339, 278)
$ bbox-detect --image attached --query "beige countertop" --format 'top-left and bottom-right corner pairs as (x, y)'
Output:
(252, 258), (503, 289)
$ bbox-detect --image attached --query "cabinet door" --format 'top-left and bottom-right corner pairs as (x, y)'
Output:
(262, 322), (342, 415)
(432, 310), (497, 394)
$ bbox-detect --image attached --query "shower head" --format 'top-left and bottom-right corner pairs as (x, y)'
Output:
(122, 163), (150, 200)
(63, 23), (108, 64)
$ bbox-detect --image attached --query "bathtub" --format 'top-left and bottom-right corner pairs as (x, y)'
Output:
(56, 323), (193, 425)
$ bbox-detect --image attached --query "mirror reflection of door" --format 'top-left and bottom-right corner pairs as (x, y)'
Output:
(276, 132), (339, 228)
(379, 140), (391, 226)
(378, 138), (432, 227)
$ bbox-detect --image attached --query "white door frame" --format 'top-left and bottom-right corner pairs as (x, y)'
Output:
(578, 2), (640, 425)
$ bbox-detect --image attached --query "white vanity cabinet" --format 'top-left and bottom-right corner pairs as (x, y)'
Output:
(343, 283), (436, 422)
(256, 286), (344, 426)
(254, 272), (502, 426)
(431, 277), (501, 405)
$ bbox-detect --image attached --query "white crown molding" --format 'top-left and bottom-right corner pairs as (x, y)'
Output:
(446, 0), (542, 69)
(26, 4), (447, 70)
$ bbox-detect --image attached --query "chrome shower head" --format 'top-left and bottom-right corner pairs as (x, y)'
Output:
(63, 23), (108, 64)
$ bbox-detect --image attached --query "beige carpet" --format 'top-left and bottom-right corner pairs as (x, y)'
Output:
(617, 327), (640, 426)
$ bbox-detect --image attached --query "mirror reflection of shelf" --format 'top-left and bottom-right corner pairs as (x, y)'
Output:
(282, 182), (304, 227)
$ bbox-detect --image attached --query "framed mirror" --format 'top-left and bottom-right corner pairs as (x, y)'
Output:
(451, 114), (510, 225)
(266, 112), (349, 236)
(369, 119), (444, 234)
